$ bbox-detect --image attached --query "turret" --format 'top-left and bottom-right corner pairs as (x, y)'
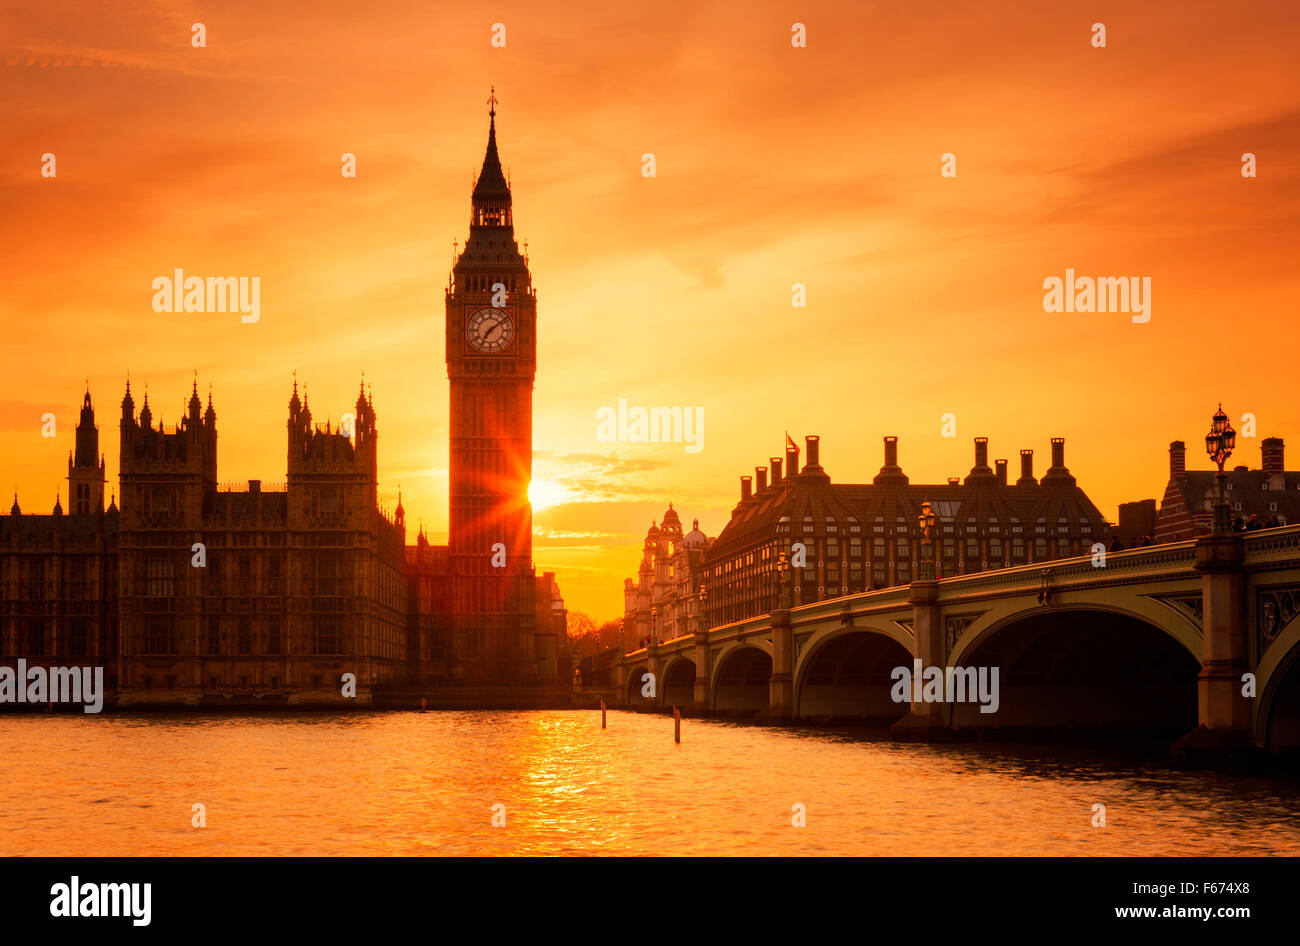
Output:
(68, 387), (106, 514)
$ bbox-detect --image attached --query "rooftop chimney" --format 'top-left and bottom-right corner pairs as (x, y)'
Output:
(1041, 437), (1076, 485)
(1017, 449), (1036, 486)
(1169, 440), (1186, 478)
(965, 437), (994, 483)
(1263, 437), (1285, 475)
(874, 435), (910, 485)
(786, 439), (800, 475)
(769, 457), (783, 485)
(249, 479), (261, 494)
(740, 475), (752, 501)
(947, 477), (960, 486)
(803, 435), (821, 472)
(755, 467), (768, 491)
(995, 459), (1008, 485)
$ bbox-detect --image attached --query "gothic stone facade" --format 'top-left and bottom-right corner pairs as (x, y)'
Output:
(0, 106), (565, 705)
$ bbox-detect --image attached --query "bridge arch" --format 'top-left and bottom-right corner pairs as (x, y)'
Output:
(712, 643), (772, 714)
(660, 656), (696, 708)
(944, 605), (1200, 739)
(625, 662), (652, 706)
(793, 626), (912, 722)
(1256, 620), (1300, 751)
(949, 596), (1201, 670)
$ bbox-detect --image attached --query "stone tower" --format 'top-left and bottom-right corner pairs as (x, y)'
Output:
(67, 387), (106, 515)
(445, 93), (538, 681)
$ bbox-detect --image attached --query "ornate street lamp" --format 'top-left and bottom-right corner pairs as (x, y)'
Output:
(697, 582), (708, 632)
(650, 605), (658, 646)
(1205, 403), (1236, 534)
(917, 499), (937, 581)
(775, 551), (792, 610)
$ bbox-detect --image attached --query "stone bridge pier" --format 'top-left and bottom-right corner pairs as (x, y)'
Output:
(889, 579), (948, 740)
(692, 627), (711, 710)
(755, 609), (794, 721)
(1171, 534), (1253, 765)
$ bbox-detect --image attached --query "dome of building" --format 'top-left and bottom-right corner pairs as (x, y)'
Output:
(661, 503), (683, 533)
(682, 517), (708, 549)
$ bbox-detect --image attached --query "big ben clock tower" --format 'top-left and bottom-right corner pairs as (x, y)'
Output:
(445, 91), (537, 681)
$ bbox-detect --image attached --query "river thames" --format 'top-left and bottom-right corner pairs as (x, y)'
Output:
(3, 711), (1298, 856)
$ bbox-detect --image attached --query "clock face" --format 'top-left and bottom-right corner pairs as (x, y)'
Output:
(466, 306), (514, 354)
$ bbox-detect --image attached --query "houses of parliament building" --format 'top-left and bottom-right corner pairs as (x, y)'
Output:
(0, 102), (566, 707)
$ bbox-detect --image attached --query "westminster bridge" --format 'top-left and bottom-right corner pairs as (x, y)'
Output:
(610, 527), (1300, 761)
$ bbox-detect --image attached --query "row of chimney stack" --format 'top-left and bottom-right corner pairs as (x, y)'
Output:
(1169, 437), (1285, 477)
(739, 435), (1073, 501)
(740, 435), (822, 500)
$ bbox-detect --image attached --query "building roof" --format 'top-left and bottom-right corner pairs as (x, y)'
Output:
(1168, 470), (1300, 522)
(709, 457), (1107, 561)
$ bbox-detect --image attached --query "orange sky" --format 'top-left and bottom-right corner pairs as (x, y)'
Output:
(2, 0), (1299, 623)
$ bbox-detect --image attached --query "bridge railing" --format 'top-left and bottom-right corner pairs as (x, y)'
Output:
(1243, 524), (1300, 567)
(932, 540), (1200, 598)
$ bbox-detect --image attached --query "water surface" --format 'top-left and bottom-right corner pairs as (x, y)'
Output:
(2, 711), (1297, 856)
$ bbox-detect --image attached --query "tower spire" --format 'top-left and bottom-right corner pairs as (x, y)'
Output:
(472, 87), (510, 211)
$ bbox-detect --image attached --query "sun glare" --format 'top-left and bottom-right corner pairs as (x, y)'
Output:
(528, 478), (569, 512)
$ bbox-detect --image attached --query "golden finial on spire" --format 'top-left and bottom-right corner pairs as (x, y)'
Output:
(488, 85), (498, 117)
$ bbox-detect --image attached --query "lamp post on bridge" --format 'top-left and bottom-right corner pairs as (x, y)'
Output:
(692, 582), (710, 710)
(1205, 403), (1236, 535)
(775, 551), (792, 611)
(918, 499), (937, 581)
(1172, 403), (1253, 767)
(759, 553), (795, 721)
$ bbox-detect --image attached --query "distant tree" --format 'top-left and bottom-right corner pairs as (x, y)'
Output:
(566, 611), (598, 656)
(595, 618), (624, 651)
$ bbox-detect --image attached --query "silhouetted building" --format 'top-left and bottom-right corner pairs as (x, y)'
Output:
(1116, 499), (1158, 545)
(701, 435), (1111, 627)
(1154, 437), (1299, 541)
(109, 378), (407, 705)
(0, 391), (118, 689)
(623, 504), (711, 651)
(0, 100), (564, 705)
